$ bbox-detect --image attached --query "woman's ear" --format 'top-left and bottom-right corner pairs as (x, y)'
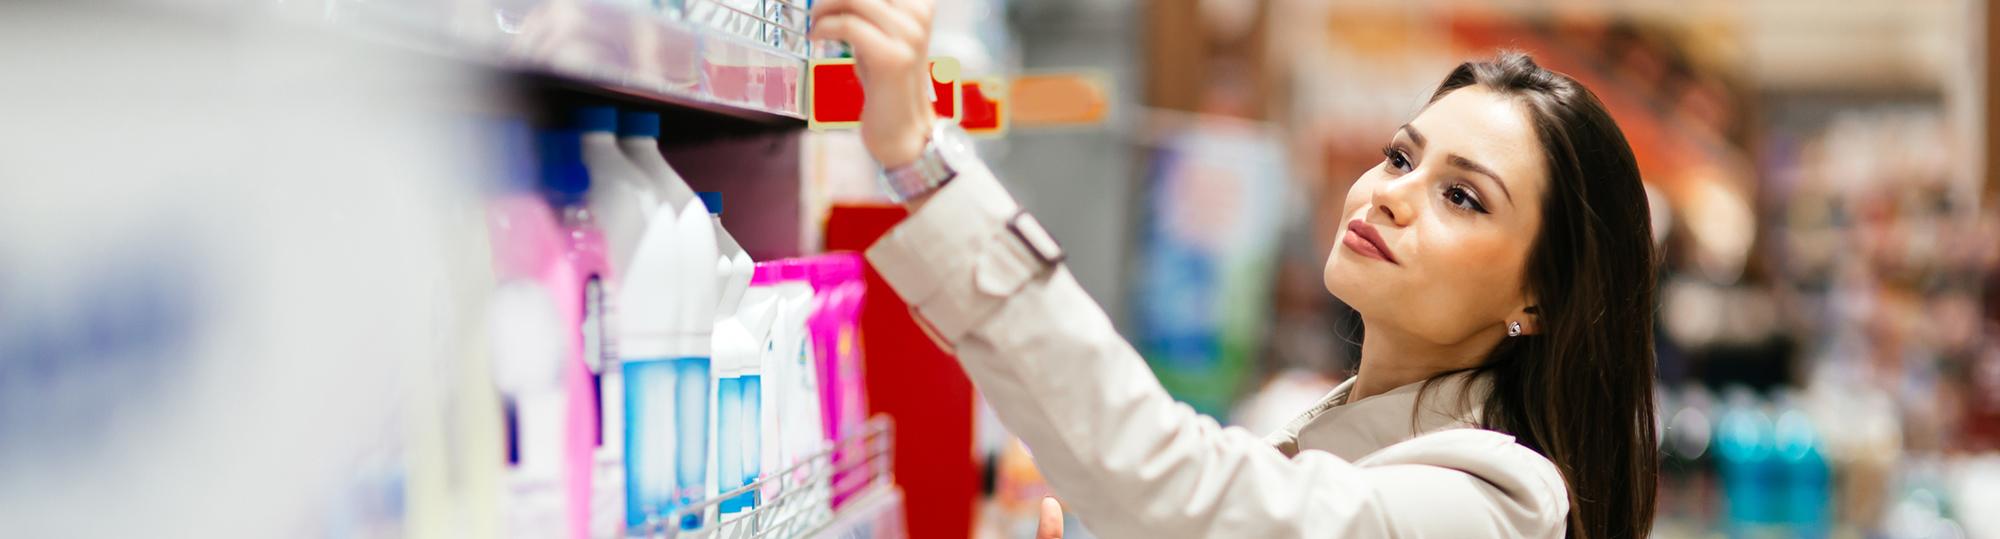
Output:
(1514, 304), (1541, 336)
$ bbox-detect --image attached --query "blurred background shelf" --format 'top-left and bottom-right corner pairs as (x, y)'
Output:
(295, 0), (810, 125)
(255, 0), (824, 257)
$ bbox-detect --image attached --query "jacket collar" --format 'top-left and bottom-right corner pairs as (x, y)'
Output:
(1286, 372), (1490, 461)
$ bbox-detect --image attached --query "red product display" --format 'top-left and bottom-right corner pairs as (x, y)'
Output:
(809, 59), (962, 130)
(810, 61), (866, 127)
(824, 204), (979, 539)
(959, 79), (1005, 136)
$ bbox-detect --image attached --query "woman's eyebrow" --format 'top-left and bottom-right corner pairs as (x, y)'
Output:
(1449, 155), (1512, 203)
(1403, 123), (1514, 204)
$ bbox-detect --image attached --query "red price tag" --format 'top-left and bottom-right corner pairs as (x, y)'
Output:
(959, 78), (1006, 137)
(808, 59), (865, 129)
(809, 58), (962, 130)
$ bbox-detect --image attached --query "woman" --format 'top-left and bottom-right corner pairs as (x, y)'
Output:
(810, 1), (1659, 537)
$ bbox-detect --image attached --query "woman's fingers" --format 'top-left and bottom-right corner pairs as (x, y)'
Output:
(807, 14), (913, 68)
(807, 0), (936, 168)
(809, 0), (926, 45)
(891, 0), (934, 24)
(1035, 497), (1064, 539)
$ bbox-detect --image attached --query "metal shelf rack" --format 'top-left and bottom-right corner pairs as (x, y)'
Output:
(299, 0), (813, 123)
(636, 417), (904, 539)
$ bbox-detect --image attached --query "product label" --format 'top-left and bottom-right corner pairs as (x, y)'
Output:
(716, 376), (747, 514)
(583, 279), (623, 538)
(505, 472), (569, 538)
(621, 356), (711, 532)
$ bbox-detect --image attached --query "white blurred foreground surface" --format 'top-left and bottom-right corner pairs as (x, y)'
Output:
(0, 2), (502, 536)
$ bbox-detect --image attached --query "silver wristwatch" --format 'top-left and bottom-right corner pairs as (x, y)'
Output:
(881, 119), (978, 203)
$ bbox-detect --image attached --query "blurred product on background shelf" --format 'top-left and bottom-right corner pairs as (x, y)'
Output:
(1132, 120), (1290, 418)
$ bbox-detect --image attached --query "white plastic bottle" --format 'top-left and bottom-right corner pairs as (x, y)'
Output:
(767, 277), (823, 497)
(711, 311), (758, 517)
(695, 192), (756, 516)
(617, 110), (697, 218)
(488, 282), (571, 537)
(568, 106), (648, 539)
(579, 106), (657, 274)
(696, 192), (756, 315)
(734, 287), (782, 514)
(618, 196), (720, 533)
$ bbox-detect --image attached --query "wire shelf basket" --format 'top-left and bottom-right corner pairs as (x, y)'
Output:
(684, 0), (810, 59)
(630, 416), (898, 538)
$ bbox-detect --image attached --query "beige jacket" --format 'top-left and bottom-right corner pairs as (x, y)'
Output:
(865, 157), (1569, 538)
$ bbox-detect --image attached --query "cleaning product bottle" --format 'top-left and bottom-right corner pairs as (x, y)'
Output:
(712, 310), (757, 517)
(483, 127), (599, 539)
(696, 192), (758, 517)
(759, 260), (826, 518)
(557, 109), (632, 539)
(697, 193), (755, 313)
(617, 110), (696, 218)
(733, 281), (785, 515)
(801, 254), (868, 507)
(578, 105), (655, 274)
(730, 312), (768, 516)
(486, 270), (570, 539)
(619, 193), (720, 532)
(544, 129), (611, 539)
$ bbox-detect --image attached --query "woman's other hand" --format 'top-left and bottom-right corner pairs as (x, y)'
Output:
(1036, 497), (1065, 539)
(807, 0), (936, 169)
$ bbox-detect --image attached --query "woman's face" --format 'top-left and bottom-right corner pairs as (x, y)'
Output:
(1324, 86), (1550, 346)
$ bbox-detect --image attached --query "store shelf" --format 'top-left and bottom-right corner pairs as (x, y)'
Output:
(640, 417), (902, 538)
(307, 0), (810, 125)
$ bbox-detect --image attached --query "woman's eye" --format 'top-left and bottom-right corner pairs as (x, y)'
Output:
(1445, 185), (1488, 213)
(1381, 146), (1413, 173)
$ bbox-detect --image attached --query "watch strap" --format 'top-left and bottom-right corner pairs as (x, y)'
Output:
(881, 121), (961, 203)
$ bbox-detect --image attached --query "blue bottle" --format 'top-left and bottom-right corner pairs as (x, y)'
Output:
(1774, 400), (1831, 537)
(1715, 387), (1778, 536)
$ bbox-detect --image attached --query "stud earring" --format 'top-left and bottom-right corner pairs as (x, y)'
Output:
(1507, 321), (1522, 337)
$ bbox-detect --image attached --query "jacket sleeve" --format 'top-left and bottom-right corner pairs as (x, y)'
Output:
(865, 159), (1569, 538)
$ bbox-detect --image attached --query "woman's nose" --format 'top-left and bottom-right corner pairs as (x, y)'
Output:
(1372, 174), (1421, 227)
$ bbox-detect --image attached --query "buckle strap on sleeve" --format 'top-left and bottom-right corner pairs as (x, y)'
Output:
(1007, 209), (1066, 268)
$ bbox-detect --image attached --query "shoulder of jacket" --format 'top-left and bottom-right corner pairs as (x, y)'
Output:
(1356, 428), (1570, 521)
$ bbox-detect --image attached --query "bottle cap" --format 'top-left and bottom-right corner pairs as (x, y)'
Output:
(697, 191), (723, 215)
(537, 130), (591, 205)
(619, 110), (662, 138)
(574, 105), (618, 134)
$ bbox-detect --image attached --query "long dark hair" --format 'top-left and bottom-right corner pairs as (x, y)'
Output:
(1425, 52), (1659, 539)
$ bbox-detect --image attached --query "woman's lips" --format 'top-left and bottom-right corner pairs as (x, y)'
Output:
(1343, 219), (1399, 264)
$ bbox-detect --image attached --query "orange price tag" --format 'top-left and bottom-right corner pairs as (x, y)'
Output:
(1010, 72), (1110, 127)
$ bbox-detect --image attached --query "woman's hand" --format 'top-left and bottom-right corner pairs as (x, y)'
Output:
(807, 0), (936, 168)
(1036, 497), (1064, 539)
